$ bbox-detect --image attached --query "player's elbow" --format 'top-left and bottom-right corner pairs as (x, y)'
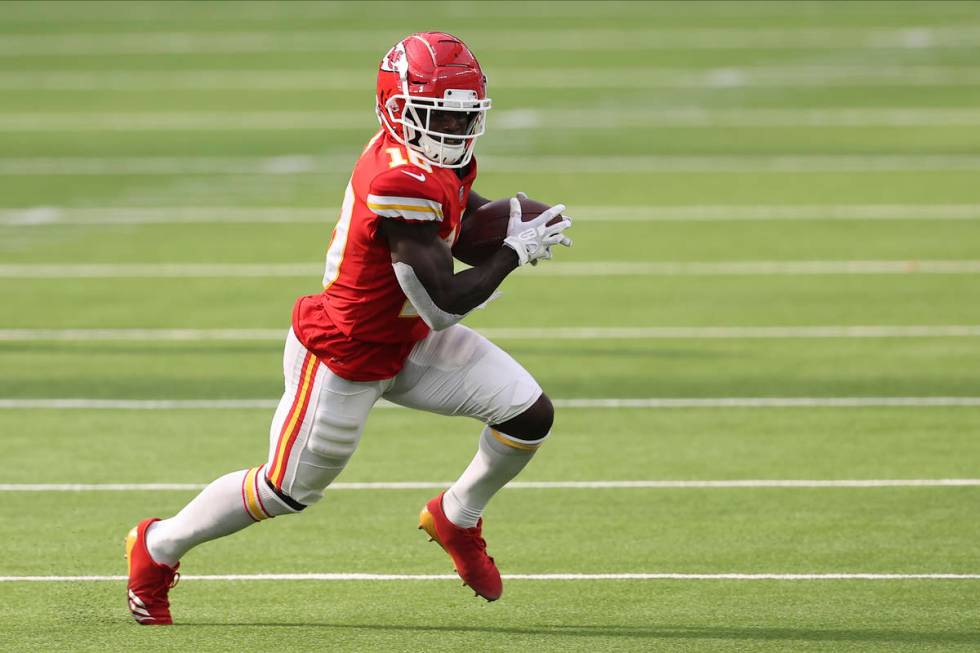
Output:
(412, 291), (463, 331)
(414, 281), (462, 331)
(392, 262), (463, 331)
(421, 308), (460, 331)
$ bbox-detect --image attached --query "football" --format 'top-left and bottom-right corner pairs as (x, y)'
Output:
(452, 197), (565, 265)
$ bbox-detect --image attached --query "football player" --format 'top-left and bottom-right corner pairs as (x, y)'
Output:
(125, 32), (572, 624)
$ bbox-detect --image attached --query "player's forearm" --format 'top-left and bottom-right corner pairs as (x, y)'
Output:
(462, 190), (491, 221)
(437, 247), (518, 315)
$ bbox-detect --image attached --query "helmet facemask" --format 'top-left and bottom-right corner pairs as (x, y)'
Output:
(380, 89), (491, 168)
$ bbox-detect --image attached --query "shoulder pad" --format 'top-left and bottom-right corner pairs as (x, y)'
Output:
(368, 167), (445, 223)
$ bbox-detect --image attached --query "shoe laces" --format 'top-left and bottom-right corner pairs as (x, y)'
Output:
(459, 528), (488, 554)
(150, 569), (179, 599)
(461, 531), (497, 568)
(139, 569), (179, 607)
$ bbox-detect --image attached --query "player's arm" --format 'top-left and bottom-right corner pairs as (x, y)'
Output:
(382, 218), (517, 330)
(462, 189), (491, 222)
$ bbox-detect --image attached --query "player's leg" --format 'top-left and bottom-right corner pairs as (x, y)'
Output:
(127, 329), (313, 624)
(144, 329), (382, 562)
(141, 329), (314, 567)
(383, 324), (549, 600)
(387, 324), (550, 525)
(441, 392), (553, 528)
(264, 341), (385, 508)
(128, 329), (381, 624)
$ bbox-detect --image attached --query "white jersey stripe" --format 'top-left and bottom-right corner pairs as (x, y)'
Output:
(369, 206), (442, 222)
(321, 181), (355, 289)
(367, 194), (444, 220)
(366, 195), (443, 210)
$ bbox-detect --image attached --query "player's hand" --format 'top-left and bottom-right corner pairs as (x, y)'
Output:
(517, 192), (574, 255)
(503, 194), (573, 266)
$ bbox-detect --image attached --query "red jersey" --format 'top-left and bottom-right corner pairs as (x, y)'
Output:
(292, 131), (478, 381)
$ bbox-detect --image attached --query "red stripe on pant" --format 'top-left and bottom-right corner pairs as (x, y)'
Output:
(269, 352), (318, 490)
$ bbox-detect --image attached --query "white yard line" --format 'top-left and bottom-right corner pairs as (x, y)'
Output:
(553, 397), (980, 408)
(0, 397), (977, 410)
(5, 204), (980, 225)
(3, 67), (980, 90)
(0, 111), (368, 132)
(0, 399), (282, 409)
(479, 154), (980, 173)
(0, 155), (328, 176)
(5, 108), (980, 131)
(1, 573), (977, 582)
(480, 326), (980, 339)
(0, 263), (321, 277)
(2, 326), (980, 342)
(0, 206), (338, 225)
(494, 108), (980, 128)
(0, 328), (288, 341)
(5, 154), (980, 176)
(0, 2), (968, 22)
(531, 261), (980, 276)
(563, 205), (980, 222)
(0, 260), (977, 278)
(0, 5), (728, 23)
(2, 28), (979, 55)
(1, 479), (977, 492)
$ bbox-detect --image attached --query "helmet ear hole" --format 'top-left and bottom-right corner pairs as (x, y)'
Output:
(385, 97), (401, 119)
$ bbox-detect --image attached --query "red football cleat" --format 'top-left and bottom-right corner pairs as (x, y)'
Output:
(418, 492), (502, 601)
(125, 518), (179, 625)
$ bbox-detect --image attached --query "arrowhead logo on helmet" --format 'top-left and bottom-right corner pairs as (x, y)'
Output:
(376, 32), (492, 169)
(380, 43), (407, 74)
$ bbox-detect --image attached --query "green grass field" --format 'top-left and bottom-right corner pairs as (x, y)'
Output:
(2, 1), (979, 651)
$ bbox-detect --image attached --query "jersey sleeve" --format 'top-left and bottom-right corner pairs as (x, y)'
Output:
(367, 167), (445, 223)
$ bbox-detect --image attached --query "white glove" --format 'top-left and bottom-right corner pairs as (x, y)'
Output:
(502, 194), (573, 266)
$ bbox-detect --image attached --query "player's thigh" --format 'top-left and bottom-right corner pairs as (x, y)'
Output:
(384, 324), (542, 425)
(266, 329), (310, 463)
(266, 329), (383, 504)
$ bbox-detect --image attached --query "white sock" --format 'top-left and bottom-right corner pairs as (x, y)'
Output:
(145, 465), (297, 566)
(442, 426), (546, 529)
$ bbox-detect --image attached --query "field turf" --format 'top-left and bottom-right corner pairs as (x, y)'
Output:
(1, 1), (979, 651)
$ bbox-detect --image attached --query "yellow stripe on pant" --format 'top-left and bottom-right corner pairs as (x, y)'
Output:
(243, 466), (272, 521)
(490, 428), (543, 452)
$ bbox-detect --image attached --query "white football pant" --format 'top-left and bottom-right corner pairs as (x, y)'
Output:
(266, 324), (543, 505)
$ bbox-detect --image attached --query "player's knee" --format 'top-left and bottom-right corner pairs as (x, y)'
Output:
(258, 471), (308, 515)
(307, 411), (361, 465)
(494, 393), (554, 441)
(281, 480), (323, 507)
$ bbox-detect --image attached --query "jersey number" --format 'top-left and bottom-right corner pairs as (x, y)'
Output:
(386, 147), (433, 173)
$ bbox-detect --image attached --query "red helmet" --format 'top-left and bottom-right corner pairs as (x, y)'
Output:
(376, 32), (491, 169)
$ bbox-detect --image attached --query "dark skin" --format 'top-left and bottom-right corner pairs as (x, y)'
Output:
(424, 109), (471, 145)
(379, 110), (554, 439)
